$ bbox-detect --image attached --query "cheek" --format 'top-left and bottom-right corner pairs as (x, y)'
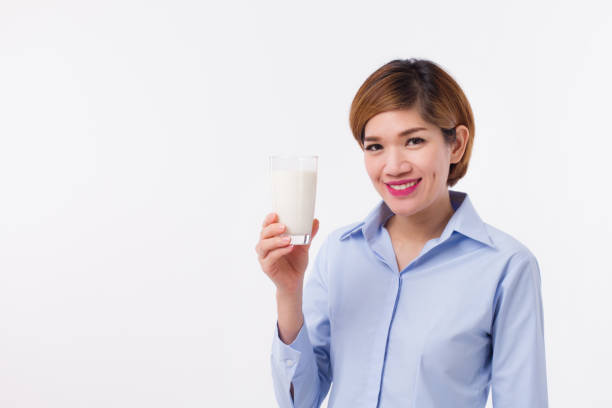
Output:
(363, 157), (377, 180)
(430, 153), (451, 181)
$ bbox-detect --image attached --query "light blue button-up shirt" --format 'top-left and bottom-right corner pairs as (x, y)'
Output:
(270, 190), (548, 408)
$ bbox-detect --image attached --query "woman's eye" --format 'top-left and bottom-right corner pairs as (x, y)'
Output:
(407, 137), (424, 145)
(365, 138), (423, 151)
(365, 144), (382, 151)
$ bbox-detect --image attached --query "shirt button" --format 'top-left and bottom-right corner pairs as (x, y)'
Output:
(285, 359), (295, 367)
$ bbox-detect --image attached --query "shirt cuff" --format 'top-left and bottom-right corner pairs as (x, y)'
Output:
(271, 320), (313, 381)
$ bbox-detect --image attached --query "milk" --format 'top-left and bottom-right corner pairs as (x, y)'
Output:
(271, 169), (317, 236)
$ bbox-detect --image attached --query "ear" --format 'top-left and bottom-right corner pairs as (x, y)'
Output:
(450, 125), (469, 164)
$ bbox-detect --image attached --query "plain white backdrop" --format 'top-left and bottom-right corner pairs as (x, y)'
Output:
(1, 0), (610, 407)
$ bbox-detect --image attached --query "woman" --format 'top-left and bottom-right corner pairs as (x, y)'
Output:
(255, 58), (548, 407)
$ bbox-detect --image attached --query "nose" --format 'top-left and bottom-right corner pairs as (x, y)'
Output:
(384, 147), (412, 176)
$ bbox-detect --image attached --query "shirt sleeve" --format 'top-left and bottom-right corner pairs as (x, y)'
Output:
(491, 250), (549, 407)
(270, 235), (333, 408)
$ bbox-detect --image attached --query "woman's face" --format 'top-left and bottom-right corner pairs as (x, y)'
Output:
(362, 108), (464, 218)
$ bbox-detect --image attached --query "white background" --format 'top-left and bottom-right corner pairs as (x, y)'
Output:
(1, 1), (610, 407)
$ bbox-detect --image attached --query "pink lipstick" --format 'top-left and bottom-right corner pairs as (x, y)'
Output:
(385, 178), (421, 196)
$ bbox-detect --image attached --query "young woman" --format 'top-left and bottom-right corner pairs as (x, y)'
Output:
(255, 58), (548, 408)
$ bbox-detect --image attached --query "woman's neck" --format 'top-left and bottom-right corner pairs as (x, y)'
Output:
(384, 191), (455, 245)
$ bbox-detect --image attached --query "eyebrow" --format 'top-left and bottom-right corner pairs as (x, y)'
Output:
(363, 127), (427, 142)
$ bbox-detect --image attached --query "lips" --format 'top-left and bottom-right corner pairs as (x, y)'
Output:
(385, 178), (421, 186)
(384, 178), (421, 196)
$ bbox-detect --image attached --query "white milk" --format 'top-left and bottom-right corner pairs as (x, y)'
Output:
(271, 169), (317, 236)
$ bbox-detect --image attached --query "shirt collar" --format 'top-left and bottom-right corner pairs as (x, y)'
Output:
(339, 190), (495, 249)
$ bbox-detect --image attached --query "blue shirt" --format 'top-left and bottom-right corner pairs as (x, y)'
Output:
(270, 190), (548, 407)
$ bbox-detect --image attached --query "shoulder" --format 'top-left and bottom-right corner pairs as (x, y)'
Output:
(484, 222), (542, 284)
(485, 222), (537, 261)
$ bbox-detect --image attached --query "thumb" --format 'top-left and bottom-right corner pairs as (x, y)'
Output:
(311, 218), (320, 239)
(295, 219), (320, 252)
(305, 218), (320, 249)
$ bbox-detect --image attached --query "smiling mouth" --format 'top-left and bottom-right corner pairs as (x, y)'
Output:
(384, 178), (422, 196)
(386, 178), (421, 190)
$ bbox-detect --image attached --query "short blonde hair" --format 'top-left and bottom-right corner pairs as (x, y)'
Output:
(349, 58), (475, 187)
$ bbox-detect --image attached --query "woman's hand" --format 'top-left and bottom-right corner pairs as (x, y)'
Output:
(255, 213), (320, 294)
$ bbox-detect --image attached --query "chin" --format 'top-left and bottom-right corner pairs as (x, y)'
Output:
(380, 196), (417, 214)
(390, 203), (423, 217)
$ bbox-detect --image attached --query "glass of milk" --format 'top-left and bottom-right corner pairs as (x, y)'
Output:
(269, 155), (318, 245)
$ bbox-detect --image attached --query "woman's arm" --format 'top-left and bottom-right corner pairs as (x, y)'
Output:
(490, 251), (548, 407)
(256, 213), (327, 405)
(276, 288), (304, 401)
(277, 288), (304, 345)
(271, 235), (333, 408)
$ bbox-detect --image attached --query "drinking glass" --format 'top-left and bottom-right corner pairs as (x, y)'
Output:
(269, 155), (318, 245)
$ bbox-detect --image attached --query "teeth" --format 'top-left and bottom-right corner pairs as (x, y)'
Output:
(389, 180), (419, 190)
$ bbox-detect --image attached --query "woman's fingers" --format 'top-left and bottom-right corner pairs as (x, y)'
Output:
(260, 242), (295, 268)
(256, 213), (284, 257)
(312, 218), (320, 239)
(257, 234), (292, 260)
(256, 215), (318, 259)
(260, 212), (291, 240)
(301, 218), (320, 249)
(260, 222), (286, 240)
(262, 212), (276, 227)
